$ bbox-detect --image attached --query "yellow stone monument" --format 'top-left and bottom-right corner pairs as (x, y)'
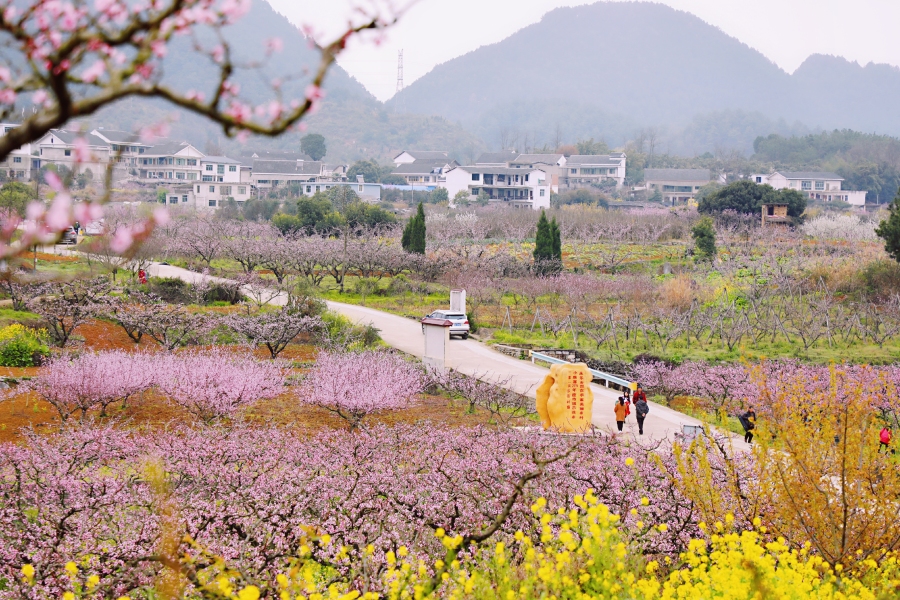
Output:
(535, 363), (594, 433)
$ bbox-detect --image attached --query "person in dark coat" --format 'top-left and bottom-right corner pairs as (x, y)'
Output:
(739, 407), (757, 444)
(635, 395), (649, 435)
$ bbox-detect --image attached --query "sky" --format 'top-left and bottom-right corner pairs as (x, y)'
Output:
(267, 0), (900, 102)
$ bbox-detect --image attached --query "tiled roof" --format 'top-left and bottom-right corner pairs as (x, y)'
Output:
(392, 160), (452, 175)
(644, 168), (711, 182)
(144, 141), (197, 156)
(475, 151), (519, 164)
(397, 151), (449, 160)
(92, 129), (147, 144)
(450, 166), (546, 176)
(511, 153), (565, 165)
(779, 171), (843, 180)
(565, 154), (623, 166)
(201, 155), (241, 164)
(252, 159), (322, 175)
(43, 129), (109, 147)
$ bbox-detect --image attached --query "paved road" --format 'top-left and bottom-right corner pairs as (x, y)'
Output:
(147, 262), (748, 447)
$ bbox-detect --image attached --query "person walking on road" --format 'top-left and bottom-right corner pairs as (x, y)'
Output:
(635, 395), (649, 435)
(614, 397), (628, 432)
(739, 407), (757, 444)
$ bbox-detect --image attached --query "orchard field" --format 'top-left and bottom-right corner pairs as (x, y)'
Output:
(0, 200), (898, 598)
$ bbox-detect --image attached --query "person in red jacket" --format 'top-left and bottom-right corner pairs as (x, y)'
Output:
(880, 426), (892, 453)
(633, 384), (647, 404)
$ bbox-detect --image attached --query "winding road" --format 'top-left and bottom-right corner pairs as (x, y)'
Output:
(147, 262), (748, 447)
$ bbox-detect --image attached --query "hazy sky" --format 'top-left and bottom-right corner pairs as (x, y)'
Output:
(267, 0), (900, 102)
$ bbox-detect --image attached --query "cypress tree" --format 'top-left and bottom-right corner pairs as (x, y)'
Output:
(549, 217), (562, 261)
(533, 210), (558, 274)
(403, 202), (427, 254)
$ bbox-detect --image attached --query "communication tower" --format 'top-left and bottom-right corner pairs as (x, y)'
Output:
(396, 49), (404, 94)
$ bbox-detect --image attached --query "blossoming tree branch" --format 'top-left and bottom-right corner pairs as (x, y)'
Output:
(0, 0), (406, 259)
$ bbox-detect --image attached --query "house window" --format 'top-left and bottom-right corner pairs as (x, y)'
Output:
(176, 172), (185, 179)
(12, 157), (21, 163)
(258, 180), (269, 184)
(209, 199), (217, 207)
(498, 174), (505, 182)
(205, 164), (213, 171)
(209, 185), (215, 192)
(202, 175), (214, 182)
(306, 186), (312, 193)
(169, 196), (178, 204)
(238, 186), (246, 195)
(525, 174), (529, 182)
(471, 173), (480, 181)
(359, 185), (363, 192)
(220, 186), (232, 195)
(801, 181), (812, 190)
(570, 169), (577, 174)
(64, 150), (71, 156)
(540, 189), (545, 197)
(756, 176), (763, 183)
(229, 165), (236, 172)
(176, 158), (185, 165)
(139, 148), (145, 154)
(217, 164), (225, 174)
(815, 181), (825, 191)
(187, 173), (197, 180)
(187, 159), (197, 166)
(197, 185), (201, 193)
(182, 195), (188, 203)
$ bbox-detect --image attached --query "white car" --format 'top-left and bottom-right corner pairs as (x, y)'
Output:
(422, 310), (470, 339)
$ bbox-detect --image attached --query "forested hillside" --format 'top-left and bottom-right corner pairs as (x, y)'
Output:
(80, 1), (483, 164)
(389, 2), (900, 154)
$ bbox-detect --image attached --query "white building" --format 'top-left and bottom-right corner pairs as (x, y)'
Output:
(644, 168), (712, 205)
(34, 129), (111, 176)
(194, 156), (249, 207)
(563, 153), (626, 189)
(138, 142), (204, 183)
(443, 166), (551, 210)
(752, 171), (867, 206)
(0, 123), (37, 181)
(90, 129), (153, 167)
(391, 158), (458, 186)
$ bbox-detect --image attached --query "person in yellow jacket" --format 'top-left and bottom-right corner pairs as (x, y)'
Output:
(614, 397), (628, 432)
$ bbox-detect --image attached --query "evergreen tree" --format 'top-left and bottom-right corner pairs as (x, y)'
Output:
(533, 210), (559, 274)
(402, 202), (427, 254)
(691, 216), (717, 261)
(876, 187), (900, 262)
(549, 217), (562, 261)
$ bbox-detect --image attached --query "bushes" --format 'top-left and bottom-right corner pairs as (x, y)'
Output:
(0, 324), (47, 366)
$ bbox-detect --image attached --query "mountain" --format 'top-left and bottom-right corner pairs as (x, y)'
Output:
(388, 2), (900, 154)
(84, 1), (483, 164)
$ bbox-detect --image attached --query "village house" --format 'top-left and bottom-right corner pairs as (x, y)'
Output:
(644, 168), (712, 205)
(442, 165), (551, 210)
(0, 123), (37, 181)
(562, 153), (626, 190)
(752, 171), (868, 206)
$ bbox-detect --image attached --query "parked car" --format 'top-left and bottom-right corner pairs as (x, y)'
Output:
(421, 310), (470, 339)
(58, 227), (78, 245)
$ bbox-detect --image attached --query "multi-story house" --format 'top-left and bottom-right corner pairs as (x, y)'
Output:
(644, 168), (712, 205)
(193, 156), (249, 207)
(752, 171), (867, 206)
(562, 153), (626, 189)
(507, 154), (567, 192)
(443, 166), (551, 210)
(34, 129), (111, 175)
(391, 158), (458, 187)
(90, 129), (153, 167)
(0, 123), (37, 181)
(137, 142), (204, 183)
